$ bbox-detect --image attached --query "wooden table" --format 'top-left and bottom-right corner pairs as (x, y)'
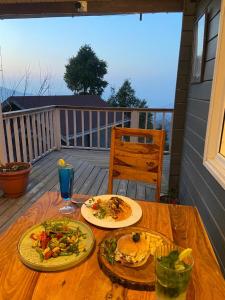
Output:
(0, 192), (225, 300)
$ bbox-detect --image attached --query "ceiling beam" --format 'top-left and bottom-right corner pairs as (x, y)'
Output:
(0, 1), (183, 19)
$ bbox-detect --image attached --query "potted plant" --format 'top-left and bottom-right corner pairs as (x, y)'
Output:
(160, 188), (179, 204)
(0, 162), (32, 198)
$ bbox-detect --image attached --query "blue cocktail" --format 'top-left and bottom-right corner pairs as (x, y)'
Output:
(58, 163), (75, 214)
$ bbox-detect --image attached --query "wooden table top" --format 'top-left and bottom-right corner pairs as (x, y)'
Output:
(0, 192), (224, 300)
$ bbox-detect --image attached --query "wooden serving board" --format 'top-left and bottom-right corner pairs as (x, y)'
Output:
(98, 226), (171, 291)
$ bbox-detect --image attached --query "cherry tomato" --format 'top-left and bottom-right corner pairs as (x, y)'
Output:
(92, 203), (99, 210)
(40, 231), (50, 249)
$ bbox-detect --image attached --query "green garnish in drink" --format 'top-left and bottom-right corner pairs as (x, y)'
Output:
(155, 246), (193, 300)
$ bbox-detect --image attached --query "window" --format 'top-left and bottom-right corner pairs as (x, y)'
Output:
(204, 0), (225, 189)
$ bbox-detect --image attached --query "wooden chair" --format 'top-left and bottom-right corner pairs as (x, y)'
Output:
(108, 127), (165, 201)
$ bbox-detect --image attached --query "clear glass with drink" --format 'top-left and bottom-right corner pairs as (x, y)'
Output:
(58, 161), (75, 214)
(155, 244), (193, 300)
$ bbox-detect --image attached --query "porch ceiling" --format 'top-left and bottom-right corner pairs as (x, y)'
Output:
(0, 0), (184, 19)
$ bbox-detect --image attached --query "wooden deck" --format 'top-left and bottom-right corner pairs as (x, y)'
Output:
(0, 149), (170, 233)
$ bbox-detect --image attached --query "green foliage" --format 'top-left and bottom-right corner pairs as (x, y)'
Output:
(64, 44), (108, 95)
(107, 80), (152, 132)
(107, 80), (147, 108)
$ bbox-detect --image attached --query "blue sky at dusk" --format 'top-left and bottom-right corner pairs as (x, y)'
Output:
(0, 13), (182, 107)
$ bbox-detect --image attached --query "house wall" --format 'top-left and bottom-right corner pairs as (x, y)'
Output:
(178, 0), (225, 274)
(169, 0), (196, 189)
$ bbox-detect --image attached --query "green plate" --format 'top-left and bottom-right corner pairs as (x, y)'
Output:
(18, 219), (95, 272)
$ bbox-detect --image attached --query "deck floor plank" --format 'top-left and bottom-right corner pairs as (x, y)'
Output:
(117, 180), (129, 196)
(97, 170), (109, 195)
(136, 182), (146, 200)
(78, 167), (102, 195)
(73, 164), (95, 194)
(88, 169), (107, 196)
(127, 180), (137, 199)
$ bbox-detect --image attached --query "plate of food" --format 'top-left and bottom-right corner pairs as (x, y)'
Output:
(80, 195), (142, 228)
(18, 218), (95, 271)
(98, 226), (172, 290)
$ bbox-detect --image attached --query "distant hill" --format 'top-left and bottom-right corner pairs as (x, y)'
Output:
(0, 87), (24, 102)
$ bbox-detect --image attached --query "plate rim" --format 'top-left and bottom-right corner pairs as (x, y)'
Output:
(18, 218), (95, 272)
(81, 194), (142, 229)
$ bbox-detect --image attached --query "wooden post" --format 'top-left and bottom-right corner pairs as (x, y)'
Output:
(130, 110), (139, 142)
(0, 103), (7, 163)
(130, 110), (139, 128)
(53, 108), (61, 150)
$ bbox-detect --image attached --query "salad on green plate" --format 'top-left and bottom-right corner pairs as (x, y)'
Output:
(18, 218), (95, 271)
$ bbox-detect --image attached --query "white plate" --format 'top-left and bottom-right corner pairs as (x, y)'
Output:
(81, 194), (142, 228)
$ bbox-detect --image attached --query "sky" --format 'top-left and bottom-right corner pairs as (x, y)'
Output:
(0, 13), (182, 108)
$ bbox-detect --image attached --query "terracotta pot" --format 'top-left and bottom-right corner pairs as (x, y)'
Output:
(0, 162), (32, 198)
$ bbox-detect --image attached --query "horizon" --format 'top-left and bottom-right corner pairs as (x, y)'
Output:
(0, 13), (182, 108)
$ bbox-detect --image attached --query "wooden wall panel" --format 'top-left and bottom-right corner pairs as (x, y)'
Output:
(185, 112), (207, 136)
(208, 12), (220, 40)
(203, 58), (215, 80)
(179, 165), (225, 270)
(169, 0), (197, 191)
(173, 0), (225, 275)
(205, 36), (218, 59)
(208, 0), (221, 18)
(188, 81), (212, 100)
(187, 98), (209, 120)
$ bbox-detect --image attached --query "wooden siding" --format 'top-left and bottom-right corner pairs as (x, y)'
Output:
(169, 0), (196, 189)
(178, 0), (225, 275)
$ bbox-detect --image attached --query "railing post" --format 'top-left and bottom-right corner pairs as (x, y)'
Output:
(0, 104), (7, 163)
(53, 108), (61, 150)
(130, 110), (139, 128)
(130, 110), (139, 142)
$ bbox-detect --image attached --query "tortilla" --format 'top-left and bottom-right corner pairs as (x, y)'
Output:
(116, 201), (132, 221)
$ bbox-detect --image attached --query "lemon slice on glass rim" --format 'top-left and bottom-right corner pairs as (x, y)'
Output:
(57, 159), (66, 167)
(179, 248), (192, 261)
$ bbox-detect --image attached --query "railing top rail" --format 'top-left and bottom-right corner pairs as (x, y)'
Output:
(2, 104), (174, 118)
(2, 105), (56, 117)
(55, 105), (174, 113)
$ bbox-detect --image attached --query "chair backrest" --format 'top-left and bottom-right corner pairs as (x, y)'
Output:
(108, 127), (165, 201)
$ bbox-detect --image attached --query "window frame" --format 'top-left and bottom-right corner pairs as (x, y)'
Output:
(204, 0), (225, 189)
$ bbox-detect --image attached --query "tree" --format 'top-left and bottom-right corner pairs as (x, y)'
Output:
(108, 80), (152, 130)
(64, 45), (108, 96)
(107, 79), (147, 108)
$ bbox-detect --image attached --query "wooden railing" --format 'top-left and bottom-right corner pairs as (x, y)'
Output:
(2, 106), (57, 163)
(57, 106), (173, 151)
(1, 105), (174, 163)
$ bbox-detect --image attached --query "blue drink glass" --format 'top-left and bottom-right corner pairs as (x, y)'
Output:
(58, 164), (75, 214)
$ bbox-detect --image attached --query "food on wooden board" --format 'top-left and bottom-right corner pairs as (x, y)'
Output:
(101, 231), (164, 267)
(115, 232), (164, 267)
